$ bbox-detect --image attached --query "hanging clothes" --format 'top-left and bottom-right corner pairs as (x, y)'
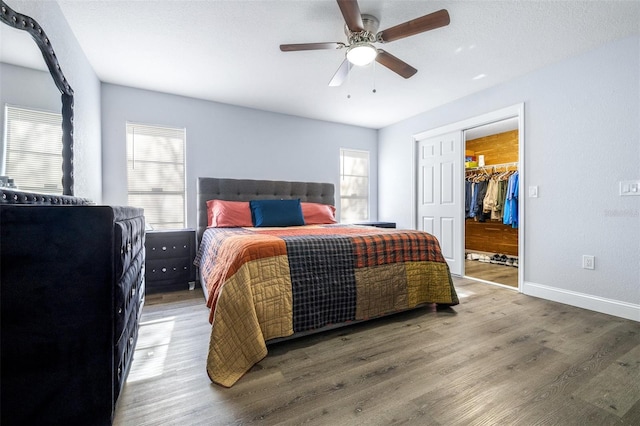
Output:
(503, 171), (519, 228)
(469, 181), (478, 218)
(465, 180), (473, 218)
(477, 180), (490, 222)
(492, 178), (507, 220)
(466, 168), (489, 220)
(482, 177), (499, 216)
(466, 166), (519, 224)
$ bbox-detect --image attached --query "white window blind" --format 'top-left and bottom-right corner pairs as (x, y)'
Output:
(3, 105), (63, 194)
(126, 123), (186, 230)
(340, 148), (369, 222)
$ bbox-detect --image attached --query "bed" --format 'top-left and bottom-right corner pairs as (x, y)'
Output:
(195, 177), (458, 387)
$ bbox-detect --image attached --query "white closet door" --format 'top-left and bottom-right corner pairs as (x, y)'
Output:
(417, 131), (463, 276)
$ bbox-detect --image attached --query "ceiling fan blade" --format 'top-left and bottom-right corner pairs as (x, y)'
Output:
(328, 59), (353, 87)
(377, 9), (450, 43)
(375, 50), (417, 79)
(280, 42), (344, 52)
(337, 0), (364, 32)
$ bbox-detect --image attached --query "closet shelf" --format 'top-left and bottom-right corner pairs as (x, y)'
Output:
(465, 161), (518, 172)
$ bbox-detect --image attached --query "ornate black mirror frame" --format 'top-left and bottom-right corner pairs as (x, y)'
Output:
(1, 1), (74, 195)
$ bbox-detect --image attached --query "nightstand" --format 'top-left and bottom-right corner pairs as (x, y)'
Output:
(145, 229), (196, 293)
(354, 221), (396, 228)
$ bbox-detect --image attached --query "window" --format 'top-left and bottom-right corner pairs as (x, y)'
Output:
(340, 148), (369, 222)
(2, 105), (63, 194)
(126, 123), (186, 230)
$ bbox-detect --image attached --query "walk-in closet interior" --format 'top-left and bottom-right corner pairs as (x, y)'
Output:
(464, 119), (519, 287)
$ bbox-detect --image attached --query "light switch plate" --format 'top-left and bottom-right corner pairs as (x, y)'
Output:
(528, 186), (538, 198)
(620, 180), (640, 196)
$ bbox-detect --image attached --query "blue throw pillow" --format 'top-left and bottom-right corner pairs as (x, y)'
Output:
(249, 199), (305, 227)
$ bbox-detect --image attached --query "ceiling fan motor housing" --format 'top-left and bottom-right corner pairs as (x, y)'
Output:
(344, 13), (379, 43)
(361, 14), (380, 33)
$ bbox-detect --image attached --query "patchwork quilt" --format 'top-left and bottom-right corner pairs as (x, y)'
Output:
(195, 224), (458, 387)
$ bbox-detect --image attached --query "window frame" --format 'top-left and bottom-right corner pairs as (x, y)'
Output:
(125, 122), (187, 230)
(339, 148), (370, 223)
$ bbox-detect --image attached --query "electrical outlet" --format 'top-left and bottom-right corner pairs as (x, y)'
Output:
(582, 255), (595, 270)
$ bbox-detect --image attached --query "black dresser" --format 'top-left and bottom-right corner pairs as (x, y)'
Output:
(1, 193), (145, 425)
(145, 229), (196, 293)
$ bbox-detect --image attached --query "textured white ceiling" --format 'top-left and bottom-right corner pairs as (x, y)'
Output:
(7, 1), (640, 129)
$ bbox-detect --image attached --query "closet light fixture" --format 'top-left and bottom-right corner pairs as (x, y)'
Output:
(346, 42), (378, 66)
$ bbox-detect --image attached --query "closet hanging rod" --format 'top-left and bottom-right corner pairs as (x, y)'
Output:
(465, 161), (519, 172)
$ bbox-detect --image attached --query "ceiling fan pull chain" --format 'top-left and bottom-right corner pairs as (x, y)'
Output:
(347, 63), (352, 99)
(372, 60), (377, 94)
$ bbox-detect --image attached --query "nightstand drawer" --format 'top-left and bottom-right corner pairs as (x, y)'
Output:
(146, 234), (193, 259)
(146, 258), (193, 282)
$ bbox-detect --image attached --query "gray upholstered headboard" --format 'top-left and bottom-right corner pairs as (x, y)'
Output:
(196, 177), (335, 243)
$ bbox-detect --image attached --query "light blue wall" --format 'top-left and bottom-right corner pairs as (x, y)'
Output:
(101, 83), (378, 229)
(378, 35), (640, 318)
(0, 63), (60, 111)
(3, 0), (103, 200)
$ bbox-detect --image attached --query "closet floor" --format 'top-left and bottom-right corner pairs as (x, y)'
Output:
(465, 259), (518, 288)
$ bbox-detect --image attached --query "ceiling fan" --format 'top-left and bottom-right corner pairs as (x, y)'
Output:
(279, 0), (450, 86)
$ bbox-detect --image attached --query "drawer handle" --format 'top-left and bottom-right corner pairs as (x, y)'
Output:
(161, 267), (167, 273)
(162, 246), (167, 251)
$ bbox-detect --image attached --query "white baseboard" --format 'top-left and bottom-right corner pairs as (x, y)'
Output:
(523, 281), (640, 322)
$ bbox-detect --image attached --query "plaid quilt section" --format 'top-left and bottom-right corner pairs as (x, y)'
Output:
(350, 230), (446, 268)
(283, 235), (357, 332)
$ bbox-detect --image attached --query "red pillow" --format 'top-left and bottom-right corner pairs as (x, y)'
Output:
(301, 202), (337, 225)
(207, 200), (252, 227)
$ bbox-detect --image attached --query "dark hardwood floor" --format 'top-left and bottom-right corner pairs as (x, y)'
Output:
(115, 278), (640, 425)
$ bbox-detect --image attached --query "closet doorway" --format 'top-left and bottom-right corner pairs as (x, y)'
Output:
(413, 103), (524, 291)
(464, 119), (519, 288)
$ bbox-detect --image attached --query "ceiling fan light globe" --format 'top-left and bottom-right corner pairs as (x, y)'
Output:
(346, 43), (377, 66)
